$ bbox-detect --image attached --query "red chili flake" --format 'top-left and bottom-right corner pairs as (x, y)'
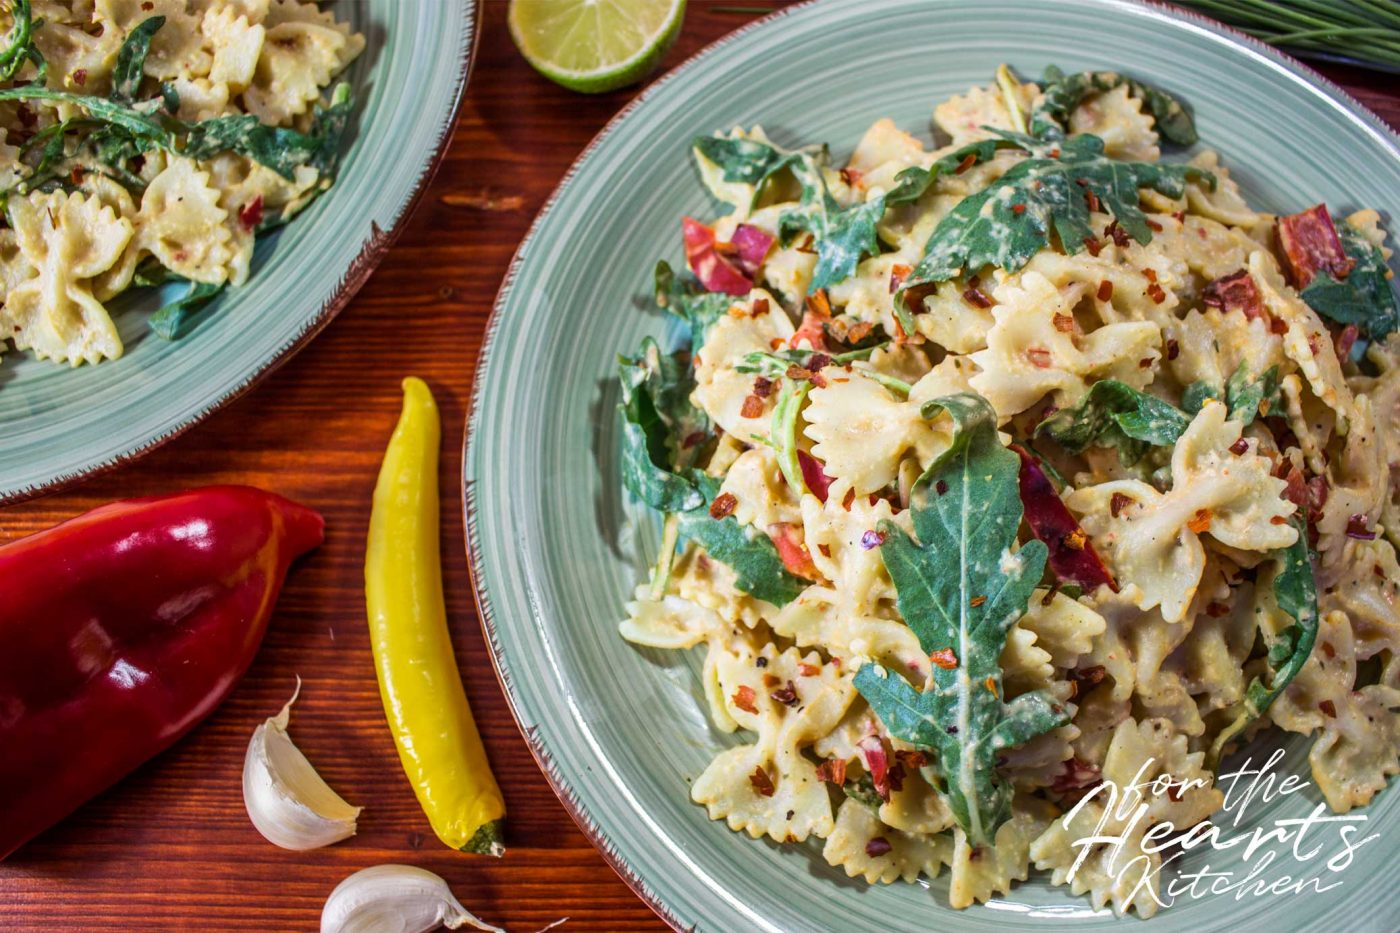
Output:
(815, 758), (847, 785)
(1335, 324), (1359, 363)
(806, 289), (832, 319)
(929, 648), (959, 670)
(1104, 220), (1130, 247)
(791, 311), (828, 352)
(1206, 601), (1230, 618)
(1145, 218), (1164, 232)
(1347, 514), (1377, 540)
(891, 313), (909, 343)
(1097, 279), (1114, 302)
(861, 530), (886, 550)
(1142, 267), (1158, 283)
(1048, 147), (1061, 158)
(858, 736), (899, 801)
(770, 680), (800, 706)
(962, 286), (994, 308)
(1172, 211), (1186, 223)
(1307, 332), (1323, 357)
(750, 766), (776, 797)
(1051, 756), (1103, 800)
(682, 431), (705, 450)
(841, 487), (857, 511)
(709, 492), (738, 520)
(1062, 528), (1087, 551)
(753, 376), (774, 398)
(69, 166), (85, 185)
(1166, 339), (1180, 361)
(796, 234), (817, 255)
(770, 338), (785, 350)
(888, 263), (912, 294)
(1138, 357), (1153, 368)
(786, 364), (813, 381)
(1025, 346), (1053, 369)
(984, 676), (998, 694)
(1147, 282), (1167, 304)
(799, 662), (821, 677)
(894, 750), (927, 770)
(865, 837), (894, 857)
(740, 394), (765, 419)
(935, 480), (949, 496)
(1187, 509), (1212, 534)
(1110, 493), (1133, 518)
(840, 166), (864, 187)
(751, 297), (771, 317)
(72, 68), (87, 86)
(141, 1), (154, 9)
(1069, 665), (1106, 691)
(16, 104), (35, 127)
(1168, 783), (1186, 803)
(1229, 437), (1249, 455)
(1322, 642), (1336, 660)
(1277, 205), (1354, 288)
(1011, 202), (1026, 215)
(817, 543), (832, 558)
(955, 152), (977, 174)
(847, 321), (875, 343)
(970, 595), (987, 607)
(1307, 476), (1329, 525)
(732, 685), (758, 714)
(1052, 313), (1076, 333)
(1083, 235), (1102, 257)
(762, 673), (780, 688)
(1082, 189), (1100, 213)
(1319, 700), (1337, 719)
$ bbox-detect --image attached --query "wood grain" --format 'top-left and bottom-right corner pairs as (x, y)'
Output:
(0, 2), (1396, 930)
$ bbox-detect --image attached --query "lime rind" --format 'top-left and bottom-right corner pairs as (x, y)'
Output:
(509, 0), (687, 95)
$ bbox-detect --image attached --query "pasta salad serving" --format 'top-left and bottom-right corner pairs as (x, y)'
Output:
(615, 64), (1400, 917)
(0, 0), (364, 366)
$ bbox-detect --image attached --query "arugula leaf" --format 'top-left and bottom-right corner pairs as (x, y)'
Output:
(1030, 66), (1198, 145)
(1036, 380), (1190, 464)
(1300, 221), (1399, 341)
(654, 260), (733, 348)
(1208, 510), (1318, 767)
(883, 140), (1007, 206)
(853, 393), (1063, 845)
(1181, 379), (1216, 416)
(780, 193), (884, 292)
(676, 472), (806, 607)
(897, 134), (1213, 308)
(149, 280), (225, 340)
(110, 16), (163, 104)
(1224, 362), (1280, 425)
(0, 0), (44, 84)
(618, 338), (707, 513)
(692, 135), (826, 205)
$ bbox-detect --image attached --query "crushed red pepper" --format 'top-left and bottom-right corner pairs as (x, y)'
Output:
(749, 766), (776, 797)
(709, 492), (738, 520)
(732, 685), (758, 714)
(929, 648), (958, 670)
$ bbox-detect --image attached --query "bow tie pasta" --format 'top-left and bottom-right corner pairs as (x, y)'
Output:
(614, 63), (1400, 918)
(0, 0), (364, 367)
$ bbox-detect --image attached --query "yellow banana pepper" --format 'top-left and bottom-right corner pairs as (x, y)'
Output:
(366, 377), (505, 855)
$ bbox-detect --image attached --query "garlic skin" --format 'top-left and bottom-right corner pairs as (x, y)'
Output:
(243, 682), (363, 850)
(320, 865), (504, 933)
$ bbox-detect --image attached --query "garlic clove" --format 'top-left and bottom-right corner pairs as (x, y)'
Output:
(320, 865), (504, 933)
(243, 681), (363, 850)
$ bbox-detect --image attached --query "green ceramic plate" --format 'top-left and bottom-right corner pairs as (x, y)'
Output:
(466, 1), (1400, 929)
(0, 0), (475, 504)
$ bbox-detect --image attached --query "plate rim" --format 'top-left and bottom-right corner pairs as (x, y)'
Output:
(462, 1), (1400, 928)
(0, 0), (481, 507)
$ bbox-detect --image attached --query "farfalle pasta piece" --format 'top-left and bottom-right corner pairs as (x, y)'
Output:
(95, 0), (211, 80)
(845, 117), (925, 193)
(770, 589), (924, 677)
(137, 156), (237, 284)
(1018, 590), (1108, 670)
(1068, 401), (1296, 622)
(619, 585), (726, 651)
(691, 646), (857, 842)
(822, 798), (953, 884)
(718, 447), (803, 533)
(1167, 306), (1284, 394)
(933, 80), (1037, 146)
(1314, 396), (1387, 565)
(3, 190), (133, 365)
(948, 797), (1056, 908)
(1031, 798), (1161, 918)
(243, 2), (360, 125)
(803, 371), (946, 494)
(798, 489), (903, 618)
(31, 2), (124, 90)
(691, 292), (794, 439)
(1068, 84), (1159, 161)
(969, 271), (1161, 418)
(203, 4), (266, 93)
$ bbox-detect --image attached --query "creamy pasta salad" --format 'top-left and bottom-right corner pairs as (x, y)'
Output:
(0, 0), (363, 364)
(616, 66), (1400, 916)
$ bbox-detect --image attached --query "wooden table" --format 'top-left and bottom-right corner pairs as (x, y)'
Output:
(1, 3), (1396, 930)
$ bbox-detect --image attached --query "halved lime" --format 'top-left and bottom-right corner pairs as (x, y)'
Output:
(508, 0), (687, 95)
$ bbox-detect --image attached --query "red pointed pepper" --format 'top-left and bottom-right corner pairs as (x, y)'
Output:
(0, 486), (323, 859)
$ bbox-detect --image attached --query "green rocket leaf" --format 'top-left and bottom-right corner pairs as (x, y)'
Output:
(853, 393), (1064, 846)
(1300, 221), (1399, 341)
(1030, 66), (1198, 145)
(1035, 379), (1190, 464)
(618, 337), (708, 513)
(676, 472), (807, 607)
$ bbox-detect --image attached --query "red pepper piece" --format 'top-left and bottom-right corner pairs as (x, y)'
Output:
(0, 486), (323, 859)
(1276, 205), (1355, 289)
(682, 217), (752, 296)
(1201, 270), (1264, 320)
(1012, 446), (1117, 593)
(796, 450), (834, 503)
(767, 522), (821, 581)
(730, 223), (774, 276)
(789, 311), (828, 351)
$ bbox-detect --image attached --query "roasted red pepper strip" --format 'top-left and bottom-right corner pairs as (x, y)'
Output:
(1201, 269), (1264, 320)
(1012, 446), (1117, 593)
(682, 217), (752, 296)
(797, 450), (834, 503)
(0, 486), (322, 859)
(1276, 205), (1354, 289)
